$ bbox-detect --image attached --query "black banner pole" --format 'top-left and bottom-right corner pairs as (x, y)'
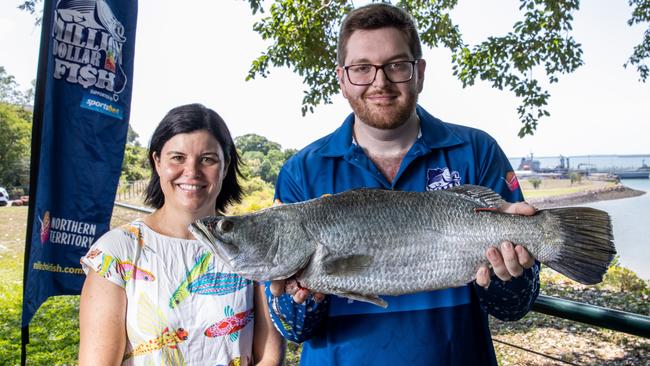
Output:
(21, 0), (53, 364)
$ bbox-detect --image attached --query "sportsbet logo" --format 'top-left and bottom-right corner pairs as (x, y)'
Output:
(80, 94), (123, 119)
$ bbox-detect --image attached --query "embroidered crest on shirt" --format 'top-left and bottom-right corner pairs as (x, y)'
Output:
(426, 168), (461, 191)
(502, 171), (520, 192)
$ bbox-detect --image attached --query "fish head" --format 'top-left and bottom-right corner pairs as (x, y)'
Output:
(191, 212), (310, 281)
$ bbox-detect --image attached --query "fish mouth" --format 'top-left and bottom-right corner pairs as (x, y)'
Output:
(189, 221), (239, 261)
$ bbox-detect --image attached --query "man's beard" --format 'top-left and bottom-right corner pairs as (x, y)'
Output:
(348, 87), (418, 130)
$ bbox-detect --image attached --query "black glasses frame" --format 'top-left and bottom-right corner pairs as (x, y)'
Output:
(343, 60), (419, 86)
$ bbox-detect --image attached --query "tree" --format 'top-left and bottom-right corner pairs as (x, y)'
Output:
(0, 103), (32, 189)
(120, 144), (148, 182)
(244, 0), (649, 137)
(126, 124), (141, 147)
(235, 134), (295, 184)
(528, 177), (542, 189)
(0, 66), (31, 107)
(236, 133), (282, 155)
(120, 126), (148, 182)
(626, 0), (650, 81)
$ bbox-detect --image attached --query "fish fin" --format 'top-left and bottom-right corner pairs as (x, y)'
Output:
(448, 185), (506, 208)
(322, 254), (373, 276)
(338, 292), (388, 308)
(543, 207), (616, 285)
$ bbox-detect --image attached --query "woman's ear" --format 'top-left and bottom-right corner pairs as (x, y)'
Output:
(223, 158), (230, 179)
(152, 152), (162, 174)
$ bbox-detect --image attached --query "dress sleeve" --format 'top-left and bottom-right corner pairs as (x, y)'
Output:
(80, 227), (132, 289)
(474, 137), (541, 320)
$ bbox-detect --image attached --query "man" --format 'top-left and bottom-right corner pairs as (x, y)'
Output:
(266, 3), (539, 365)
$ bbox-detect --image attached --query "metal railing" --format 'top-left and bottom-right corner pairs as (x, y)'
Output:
(116, 180), (148, 202)
(532, 294), (650, 338)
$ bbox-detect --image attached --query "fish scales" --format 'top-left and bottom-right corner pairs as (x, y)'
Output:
(292, 189), (548, 295)
(190, 185), (615, 307)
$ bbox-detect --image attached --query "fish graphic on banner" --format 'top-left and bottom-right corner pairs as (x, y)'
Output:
(21, 0), (138, 362)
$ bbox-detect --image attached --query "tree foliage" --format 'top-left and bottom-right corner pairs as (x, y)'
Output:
(0, 66), (33, 107)
(626, 0), (650, 81)
(0, 103), (32, 189)
(235, 133), (295, 184)
(120, 126), (149, 182)
(244, 0), (649, 137)
(236, 133), (282, 154)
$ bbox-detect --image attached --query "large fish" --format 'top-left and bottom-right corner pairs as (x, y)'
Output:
(189, 185), (615, 308)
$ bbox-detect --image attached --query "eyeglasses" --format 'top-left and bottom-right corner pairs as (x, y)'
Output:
(343, 60), (418, 86)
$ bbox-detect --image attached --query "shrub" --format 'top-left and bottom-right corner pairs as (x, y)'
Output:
(528, 177), (542, 189)
(602, 266), (648, 293)
(569, 172), (582, 185)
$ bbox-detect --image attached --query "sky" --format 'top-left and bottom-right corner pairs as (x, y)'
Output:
(1, 0), (648, 158)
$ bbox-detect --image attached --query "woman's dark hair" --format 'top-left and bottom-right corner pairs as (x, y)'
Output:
(337, 3), (422, 66)
(144, 103), (242, 213)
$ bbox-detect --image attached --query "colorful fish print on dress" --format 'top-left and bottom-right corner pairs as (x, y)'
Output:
(186, 272), (251, 296)
(121, 223), (146, 247)
(169, 252), (212, 308)
(85, 248), (102, 260)
(117, 260), (156, 281)
(96, 254), (155, 282)
(204, 305), (254, 342)
(124, 293), (188, 365)
(97, 254), (116, 277)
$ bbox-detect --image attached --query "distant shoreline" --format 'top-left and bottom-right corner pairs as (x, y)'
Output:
(527, 183), (646, 209)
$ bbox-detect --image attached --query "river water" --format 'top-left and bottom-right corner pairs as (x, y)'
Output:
(576, 179), (650, 280)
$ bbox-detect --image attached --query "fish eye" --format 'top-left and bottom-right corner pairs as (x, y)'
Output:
(218, 219), (234, 233)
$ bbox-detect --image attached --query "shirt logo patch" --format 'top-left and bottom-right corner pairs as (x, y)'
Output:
(503, 171), (520, 192)
(426, 168), (461, 191)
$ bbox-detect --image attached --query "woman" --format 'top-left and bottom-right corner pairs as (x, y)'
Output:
(79, 104), (283, 365)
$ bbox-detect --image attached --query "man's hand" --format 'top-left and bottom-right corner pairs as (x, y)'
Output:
(475, 202), (537, 288)
(269, 199), (326, 304)
(269, 278), (325, 304)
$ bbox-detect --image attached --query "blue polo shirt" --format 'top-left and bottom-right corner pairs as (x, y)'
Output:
(267, 106), (540, 366)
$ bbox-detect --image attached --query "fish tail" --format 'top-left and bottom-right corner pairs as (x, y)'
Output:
(544, 207), (616, 285)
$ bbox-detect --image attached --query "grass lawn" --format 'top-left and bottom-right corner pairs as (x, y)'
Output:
(0, 206), (144, 366)
(520, 178), (614, 199)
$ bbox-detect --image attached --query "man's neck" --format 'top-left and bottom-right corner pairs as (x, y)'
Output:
(353, 112), (420, 157)
(353, 112), (420, 183)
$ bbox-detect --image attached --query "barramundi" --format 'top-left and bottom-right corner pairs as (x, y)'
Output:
(190, 185), (615, 307)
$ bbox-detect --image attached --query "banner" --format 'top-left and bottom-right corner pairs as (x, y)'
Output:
(21, 0), (138, 352)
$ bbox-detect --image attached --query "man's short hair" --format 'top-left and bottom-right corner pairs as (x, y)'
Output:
(337, 3), (422, 66)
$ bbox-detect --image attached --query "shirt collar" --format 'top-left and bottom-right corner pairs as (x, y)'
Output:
(316, 105), (464, 157)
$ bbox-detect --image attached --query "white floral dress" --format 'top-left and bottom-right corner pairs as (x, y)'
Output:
(81, 220), (254, 366)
